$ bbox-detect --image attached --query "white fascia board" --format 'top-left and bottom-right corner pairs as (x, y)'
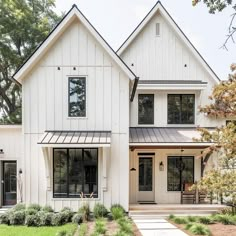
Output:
(137, 84), (207, 90)
(129, 143), (213, 146)
(14, 7), (136, 82)
(38, 143), (111, 148)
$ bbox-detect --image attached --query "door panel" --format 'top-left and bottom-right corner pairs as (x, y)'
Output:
(2, 162), (17, 206)
(137, 157), (154, 202)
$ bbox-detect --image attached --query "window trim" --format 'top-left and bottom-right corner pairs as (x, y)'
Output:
(68, 76), (87, 118)
(52, 148), (98, 199)
(167, 156), (195, 192)
(167, 94), (195, 125)
(138, 94), (155, 125)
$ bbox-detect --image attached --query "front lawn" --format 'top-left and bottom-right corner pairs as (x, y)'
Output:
(0, 223), (77, 236)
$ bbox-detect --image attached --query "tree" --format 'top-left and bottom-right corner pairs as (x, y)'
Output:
(0, 0), (61, 124)
(193, 65), (236, 206)
(192, 0), (236, 49)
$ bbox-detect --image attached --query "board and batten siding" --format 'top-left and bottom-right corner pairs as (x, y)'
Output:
(120, 11), (224, 128)
(22, 19), (130, 210)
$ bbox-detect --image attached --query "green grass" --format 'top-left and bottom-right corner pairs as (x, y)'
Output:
(0, 223), (77, 236)
(78, 223), (87, 236)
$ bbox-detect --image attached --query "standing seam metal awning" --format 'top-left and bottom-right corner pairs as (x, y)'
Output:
(38, 131), (111, 147)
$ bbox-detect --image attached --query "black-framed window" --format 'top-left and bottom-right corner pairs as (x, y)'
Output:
(68, 77), (86, 117)
(53, 148), (98, 198)
(168, 94), (195, 124)
(167, 156), (194, 191)
(138, 94), (154, 125)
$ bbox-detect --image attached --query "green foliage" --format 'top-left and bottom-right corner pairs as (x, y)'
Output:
(42, 205), (54, 213)
(213, 214), (236, 225)
(38, 212), (54, 226)
(28, 203), (41, 211)
(59, 211), (73, 224)
(110, 204), (126, 213)
(78, 223), (87, 236)
(188, 223), (211, 235)
(52, 213), (63, 226)
(25, 214), (40, 227)
(9, 210), (25, 225)
(117, 217), (133, 235)
(198, 216), (213, 224)
(168, 214), (175, 220)
(92, 219), (106, 235)
(220, 207), (234, 215)
(72, 213), (83, 225)
(93, 203), (108, 218)
(173, 217), (188, 224)
(55, 230), (67, 236)
(111, 207), (125, 220)
(25, 209), (37, 216)
(187, 216), (198, 222)
(0, 212), (11, 225)
(185, 223), (194, 230)
(78, 203), (90, 222)
(13, 203), (26, 211)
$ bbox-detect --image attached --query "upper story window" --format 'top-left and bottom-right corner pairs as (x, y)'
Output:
(69, 77), (86, 117)
(168, 94), (195, 124)
(138, 94), (154, 125)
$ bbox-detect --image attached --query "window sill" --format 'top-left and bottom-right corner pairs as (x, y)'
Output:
(67, 117), (88, 120)
(51, 198), (100, 201)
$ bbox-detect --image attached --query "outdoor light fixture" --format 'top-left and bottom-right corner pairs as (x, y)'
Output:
(130, 168), (136, 171)
(0, 149), (4, 158)
(19, 168), (23, 174)
(159, 161), (164, 171)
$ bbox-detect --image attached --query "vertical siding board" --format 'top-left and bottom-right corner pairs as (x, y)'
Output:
(70, 22), (79, 66)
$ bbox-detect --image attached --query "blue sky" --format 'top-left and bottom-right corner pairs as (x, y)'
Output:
(55, 0), (235, 80)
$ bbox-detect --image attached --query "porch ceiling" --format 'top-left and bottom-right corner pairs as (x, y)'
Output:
(129, 127), (213, 148)
(38, 130), (111, 147)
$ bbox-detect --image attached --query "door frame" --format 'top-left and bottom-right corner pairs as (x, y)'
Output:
(136, 153), (155, 202)
(2, 161), (17, 206)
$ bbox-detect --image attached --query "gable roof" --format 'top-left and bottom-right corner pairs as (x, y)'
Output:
(13, 4), (137, 83)
(117, 1), (220, 83)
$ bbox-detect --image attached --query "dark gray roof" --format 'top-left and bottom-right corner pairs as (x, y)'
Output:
(38, 131), (111, 145)
(138, 80), (207, 85)
(129, 127), (210, 144)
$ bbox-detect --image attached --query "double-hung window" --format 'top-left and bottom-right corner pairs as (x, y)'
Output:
(138, 94), (154, 125)
(68, 77), (86, 117)
(53, 148), (98, 198)
(168, 94), (195, 124)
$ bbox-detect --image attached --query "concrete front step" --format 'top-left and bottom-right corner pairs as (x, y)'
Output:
(0, 207), (12, 215)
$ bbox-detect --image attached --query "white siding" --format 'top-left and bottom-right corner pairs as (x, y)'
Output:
(22, 19), (130, 210)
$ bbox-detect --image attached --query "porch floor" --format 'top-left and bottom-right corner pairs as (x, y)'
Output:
(129, 204), (227, 217)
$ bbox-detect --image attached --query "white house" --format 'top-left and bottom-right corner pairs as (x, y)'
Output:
(0, 1), (225, 211)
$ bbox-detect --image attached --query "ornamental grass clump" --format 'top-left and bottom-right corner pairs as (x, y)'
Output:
(188, 223), (211, 235)
(111, 207), (125, 220)
(173, 217), (188, 224)
(168, 214), (175, 220)
(187, 216), (198, 222)
(198, 216), (213, 225)
(93, 203), (108, 218)
(78, 203), (90, 222)
(92, 219), (106, 235)
(117, 217), (133, 235)
(213, 214), (236, 225)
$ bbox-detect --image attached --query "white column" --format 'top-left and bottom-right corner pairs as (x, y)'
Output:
(42, 147), (51, 191)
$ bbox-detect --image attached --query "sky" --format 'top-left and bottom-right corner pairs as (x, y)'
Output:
(55, 0), (235, 80)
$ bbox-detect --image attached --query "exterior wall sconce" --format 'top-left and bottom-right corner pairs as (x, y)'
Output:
(159, 161), (164, 171)
(0, 149), (4, 158)
(130, 168), (136, 171)
(19, 168), (23, 174)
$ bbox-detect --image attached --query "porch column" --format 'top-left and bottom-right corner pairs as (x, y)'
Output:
(42, 147), (51, 191)
(102, 147), (110, 192)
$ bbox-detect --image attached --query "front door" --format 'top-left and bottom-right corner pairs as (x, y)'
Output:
(137, 156), (155, 202)
(2, 162), (17, 206)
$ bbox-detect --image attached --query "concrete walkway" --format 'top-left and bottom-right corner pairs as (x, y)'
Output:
(133, 218), (188, 236)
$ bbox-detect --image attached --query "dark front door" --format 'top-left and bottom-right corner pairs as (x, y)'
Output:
(2, 162), (17, 206)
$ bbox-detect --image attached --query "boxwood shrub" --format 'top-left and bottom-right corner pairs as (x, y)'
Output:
(9, 210), (25, 225)
(42, 205), (54, 212)
(25, 214), (40, 227)
(94, 203), (108, 218)
(72, 213), (83, 224)
(28, 203), (41, 211)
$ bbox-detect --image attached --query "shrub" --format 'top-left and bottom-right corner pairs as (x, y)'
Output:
(13, 203), (26, 211)
(59, 211), (73, 224)
(111, 204), (126, 213)
(72, 213), (83, 224)
(173, 217), (188, 224)
(114, 232), (128, 236)
(188, 223), (210, 235)
(199, 216), (213, 225)
(25, 208), (37, 216)
(78, 223), (87, 236)
(93, 203), (108, 218)
(168, 214), (175, 220)
(111, 207), (124, 220)
(9, 210), (25, 225)
(42, 205), (54, 212)
(185, 223), (194, 230)
(78, 203), (90, 222)
(0, 212), (11, 225)
(118, 217), (133, 234)
(213, 214), (235, 225)
(187, 216), (198, 222)
(25, 214), (40, 227)
(94, 219), (106, 234)
(52, 213), (63, 226)
(38, 212), (54, 226)
(107, 212), (113, 221)
(28, 203), (41, 211)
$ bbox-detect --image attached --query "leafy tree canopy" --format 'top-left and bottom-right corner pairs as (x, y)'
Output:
(0, 0), (61, 124)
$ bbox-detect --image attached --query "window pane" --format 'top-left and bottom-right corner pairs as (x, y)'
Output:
(84, 149), (98, 197)
(168, 94), (194, 124)
(53, 149), (68, 198)
(138, 94), (154, 124)
(68, 149), (83, 198)
(167, 156), (194, 191)
(139, 158), (153, 191)
(69, 77), (86, 117)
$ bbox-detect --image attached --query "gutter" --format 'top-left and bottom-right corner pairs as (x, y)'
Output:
(130, 77), (139, 102)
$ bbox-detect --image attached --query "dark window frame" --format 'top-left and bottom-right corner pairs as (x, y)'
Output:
(53, 148), (98, 198)
(138, 94), (155, 125)
(167, 94), (195, 124)
(167, 156), (194, 192)
(68, 77), (86, 118)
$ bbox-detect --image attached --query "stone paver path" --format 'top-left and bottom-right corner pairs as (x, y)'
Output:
(133, 218), (188, 236)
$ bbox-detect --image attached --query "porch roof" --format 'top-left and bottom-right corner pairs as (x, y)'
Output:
(129, 127), (213, 147)
(38, 130), (111, 147)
